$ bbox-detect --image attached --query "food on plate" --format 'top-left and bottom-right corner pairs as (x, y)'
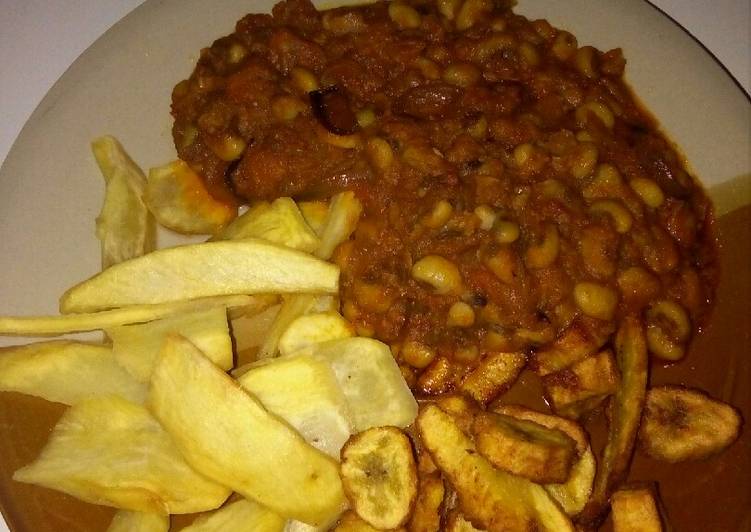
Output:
(0, 340), (146, 405)
(610, 484), (665, 532)
(13, 395), (231, 514)
(444, 512), (483, 532)
(145, 160), (236, 234)
(471, 410), (577, 484)
(277, 311), (354, 356)
(147, 334), (344, 525)
(340, 426), (418, 529)
(408, 472), (444, 532)
(91, 136), (155, 268)
(457, 350), (526, 405)
(179, 498), (285, 532)
(106, 510), (169, 532)
(639, 385), (742, 462)
(332, 511), (401, 532)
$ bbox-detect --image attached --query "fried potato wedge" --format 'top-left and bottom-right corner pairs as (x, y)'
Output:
(341, 427), (418, 529)
(237, 354), (352, 458)
(408, 473), (444, 532)
(311, 337), (418, 431)
(471, 411), (577, 484)
(91, 135), (155, 268)
(494, 405), (595, 515)
(0, 341), (146, 405)
(333, 511), (406, 532)
(60, 239), (339, 313)
(610, 484), (665, 532)
(315, 191), (363, 260)
(214, 197), (320, 253)
(639, 385), (742, 462)
(13, 395), (230, 513)
(108, 307), (232, 381)
(298, 200), (330, 237)
(579, 316), (648, 526)
(145, 160), (236, 235)
(278, 311), (354, 356)
(106, 510), (169, 532)
(417, 404), (574, 531)
(148, 335), (344, 525)
(533, 317), (613, 376)
(181, 499), (285, 532)
(543, 350), (619, 419)
(459, 351), (526, 405)
(0, 294), (261, 337)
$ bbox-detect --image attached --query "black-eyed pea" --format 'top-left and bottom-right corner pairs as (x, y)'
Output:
(442, 62), (482, 88)
(227, 42), (247, 64)
(571, 142), (599, 179)
(402, 340), (438, 369)
(645, 299), (691, 361)
(415, 57), (441, 80)
(551, 31), (578, 61)
(474, 34), (516, 62)
(353, 281), (393, 314)
(356, 108), (377, 128)
(436, 0), (462, 20)
(573, 282), (619, 321)
(630, 177), (665, 208)
(424, 199), (454, 228)
(494, 220), (520, 244)
(447, 301), (476, 327)
(211, 135), (246, 161)
(485, 246), (518, 284)
(365, 137), (394, 171)
(590, 199), (633, 233)
(473, 205), (497, 231)
(617, 266), (661, 305)
(271, 95), (307, 121)
(289, 67), (319, 93)
(412, 255), (464, 295)
(574, 46), (599, 78)
(576, 101), (615, 129)
(455, 0), (492, 31)
(524, 224), (559, 269)
(388, 2), (422, 29)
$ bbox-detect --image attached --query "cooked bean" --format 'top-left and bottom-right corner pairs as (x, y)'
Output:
(455, 0), (492, 30)
(590, 199), (633, 233)
(525, 224), (559, 269)
(494, 220), (520, 244)
(576, 101), (615, 129)
(630, 177), (665, 208)
(290, 66), (319, 93)
(424, 200), (454, 228)
(402, 340), (438, 369)
(412, 255), (463, 294)
(389, 2), (422, 29)
(442, 63), (482, 87)
(366, 137), (394, 171)
(447, 301), (475, 327)
(473, 205), (497, 230)
(573, 282), (618, 320)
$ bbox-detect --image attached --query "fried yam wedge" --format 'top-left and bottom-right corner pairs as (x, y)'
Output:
(639, 385), (742, 462)
(471, 411), (577, 484)
(13, 395), (230, 513)
(278, 311), (354, 356)
(333, 511), (405, 532)
(610, 484), (665, 532)
(298, 200), (330, 237)
(314, 191), (363, 260)
(60, 239), (339, 313)
(108, 306), (232, 381)
(147, 335), (344, 525)
(408, 473), (444, 532)
(214, 197), (319, 253)
(417, 404), (574, 531)
(459, 351), (526, 405)
(340, 426), (418, 529)
(494, 405), (595, 516)
(579, 316), (648, 526)
(0, 341), (146, 405)
(237, 354), (352, 458)
(106, 510), (169, 532)
(180, 499), (285, 532)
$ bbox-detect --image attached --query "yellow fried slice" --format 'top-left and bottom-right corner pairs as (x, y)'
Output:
(145, 160), (236, 235)
(298, 200), (330, 237)
(13, 395), (230, 513)
(434, 394), (479, 434)
(639, 385), (742, 462)
(0, 294), (264, 337)
(333, 510), (406, 532)
(459, 351), (526, 405)
(445, 512), (484, 532)
(91, 135), (156, 268)
(214, 197), (319, 253)
(471, 411), (577, 484)
(311, 337), (418, 431)
(610, 485), (665, 532)
(180, 499), (285, 532)
(578, 316), (648, 526)
(278, 311), (354, 356)
(340, 427), (418, 529)
(147, 335), (344, 525)
(108, 306), (232, 382)
(416, 404), (574, 532)
(231, 303), (282, 357)
(408, 473), (444, 532)
(314, 191), (363, 260)
(532, 317), (613, 376)
(106, 510), (169, 532)
(60, 239), (339, 313)
(493, 405), (594, 516)
(237, 354), (352, 458)
(0, 341), (146, 405)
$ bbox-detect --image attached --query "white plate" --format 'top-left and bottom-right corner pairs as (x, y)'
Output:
(0, 0), (749, 530)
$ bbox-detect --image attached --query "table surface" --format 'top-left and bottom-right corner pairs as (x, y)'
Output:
(0, 0), (749, 530)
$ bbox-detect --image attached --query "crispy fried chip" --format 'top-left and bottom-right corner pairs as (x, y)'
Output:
(180, 499), (285, 532)
(91, 136), (156, 268)
(0, 295), (263, 337)
(493, 405), (595, 515)
(278, 311), (354, 356)
(0, 341), (146, 405)
(13, 395), (230, 513)
(471, 411), (577, 484)
(108, 306), (232, 381)
(610, 484), (665, 532)
(147, 335), (344, 525)
(639, 385), (742, 462)
(417, 404), (574, 531)
(214, 198), (320, 252)
(106, 510), (169, 532)
(311, 337), (418, 431)
(237, 354), (352, 458)
(145, 160), (236, 234)
(408, 473), (444, 532)
(459, 351), (526, 405)
(60, 239), (339, 313)
(340, 427), (417, 529)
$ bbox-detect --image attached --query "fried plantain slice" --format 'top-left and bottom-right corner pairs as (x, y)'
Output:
(610, 484), (666, 532)
(578, 316), (648, 526)
(639, 385), (742, 462)
(340, 426), (418, 529)
(180, 499), (285, 532)
(444, 511), (484, 532)
(333, 510), (406, 532)
(459, 351), (526, 405)
(471, 411), (577, 484)
(532, 317), (613, 376)
(417, 404), (574, 531)
(106, 510), (169, 532)
(408, 473), (445, 532)
(494, 405), (595, 516)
